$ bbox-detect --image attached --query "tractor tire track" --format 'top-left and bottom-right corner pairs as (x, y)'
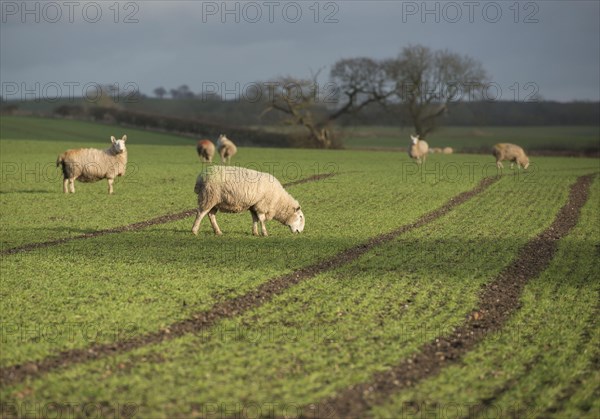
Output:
(300, 173), (596, 419)
(0, 173), (335, 256)
(539, 299), (600, 418)
(0, 176), (499, 387)
(462, 277), (600, 418)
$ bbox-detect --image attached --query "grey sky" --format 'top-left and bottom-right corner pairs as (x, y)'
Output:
(1, 0), (599, 102)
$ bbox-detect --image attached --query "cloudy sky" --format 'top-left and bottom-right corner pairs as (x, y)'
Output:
(1, 1), (599, 102)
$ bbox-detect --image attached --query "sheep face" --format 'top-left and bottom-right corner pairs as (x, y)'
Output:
(217, 134), (229, 146)
(111, 135), (127, 154)
(287, 207), (305, 234)
(410, 135), (419, 145)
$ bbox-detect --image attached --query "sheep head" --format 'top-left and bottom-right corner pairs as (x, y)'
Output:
(217, 134), (229, 146)
(287, 206), (305, 234)
(111, 135), (127, 154)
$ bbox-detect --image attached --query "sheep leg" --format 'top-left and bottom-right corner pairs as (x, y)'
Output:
(63, 178), (69, 193)
(258, 213), (268, 237)
(69, 178), (75, 193)
(107, 178), (114, 194)
(208, 208), (223, 236)
(250, 210), (260, 236)
(192, 208), (211, 235)
(496, 160), (504, 169)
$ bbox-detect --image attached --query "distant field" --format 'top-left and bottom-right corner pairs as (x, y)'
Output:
(251, 123), (600, 153)
(1, 116), (598, 418)
(339, 125), (600, 153)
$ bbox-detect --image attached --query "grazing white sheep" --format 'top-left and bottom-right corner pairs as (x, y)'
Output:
(442, 147), (454, 154)
(408, 135), (429, 163)
(191, 165), (305, 236)
(56, 135), (128, 194)
(429, 147), (443, 154)
(492, 143), (530, 170)
(196, 139), (215, 163)
(216, 134), (237, 164)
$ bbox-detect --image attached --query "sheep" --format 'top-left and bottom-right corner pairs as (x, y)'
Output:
(216, 134), (237, 164)
(492, 143), (530, 170)
(56, 135), (128, 194)
(191, 165), (305, 236)
(442, 147), (454, 154)
(196, 139), (215, 163)
(429, 147), (443, 154)
(408, 135), (429, 163)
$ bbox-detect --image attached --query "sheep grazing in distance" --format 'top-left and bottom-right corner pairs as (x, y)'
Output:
(492, 143), (530, 170)
(56, 135), (128, 194)
(408, 135), (429, 163)
(442, 147), (454, 154)
(216, 134), (237, 164)
(196, 139), (215, 163)
(429, 147), (443, 154)
(192, 165), (305, 236)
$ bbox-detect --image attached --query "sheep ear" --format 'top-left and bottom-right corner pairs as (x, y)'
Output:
(122, 135), (127, 142)
(295, 206), (301, 212)
(111, 136), (116, 144)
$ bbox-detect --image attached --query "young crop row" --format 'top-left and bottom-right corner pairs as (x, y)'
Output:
(3, 170), (596, 418)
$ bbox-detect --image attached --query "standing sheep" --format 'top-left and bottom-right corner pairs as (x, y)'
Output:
(216, 134), (237, 164)
(408, 135), (429, 163)
(191, 165), (305, 236)
(56, 135), (128, 194)
(492, 143), (530, 170)
(196, 139), (215, 163)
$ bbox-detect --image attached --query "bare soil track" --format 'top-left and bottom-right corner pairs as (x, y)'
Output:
(0, 176), (498, 387)
(0, 173), (335, 256)
(301, 173), (596, 419)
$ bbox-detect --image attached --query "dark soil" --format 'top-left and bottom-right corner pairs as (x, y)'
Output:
(0, 173), (335, 256)
(0, 176), (497, 387)
(300, 173), (596, 419)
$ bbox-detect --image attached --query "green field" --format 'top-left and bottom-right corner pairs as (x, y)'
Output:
(340, 125), (600, 152)
(0, 116), (598, 418)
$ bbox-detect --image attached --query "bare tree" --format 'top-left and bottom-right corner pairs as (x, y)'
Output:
(263, 58), (391, 148)
(386, 45), (487, 138)
(154, 87), (167, 99)
(262, 73), (330, 147)
(329, 57), (393, 120)
(169, 85), (194, 99)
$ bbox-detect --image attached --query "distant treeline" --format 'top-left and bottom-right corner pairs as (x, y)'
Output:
(122, 98), (600, 128)
(338, 100), (600, 127)
(69, 106), (298, 147)
(3, 97), (599, 128)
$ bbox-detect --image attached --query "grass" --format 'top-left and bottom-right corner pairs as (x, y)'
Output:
(0, 116), (598, 418)
(372, 179), (600, 419)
